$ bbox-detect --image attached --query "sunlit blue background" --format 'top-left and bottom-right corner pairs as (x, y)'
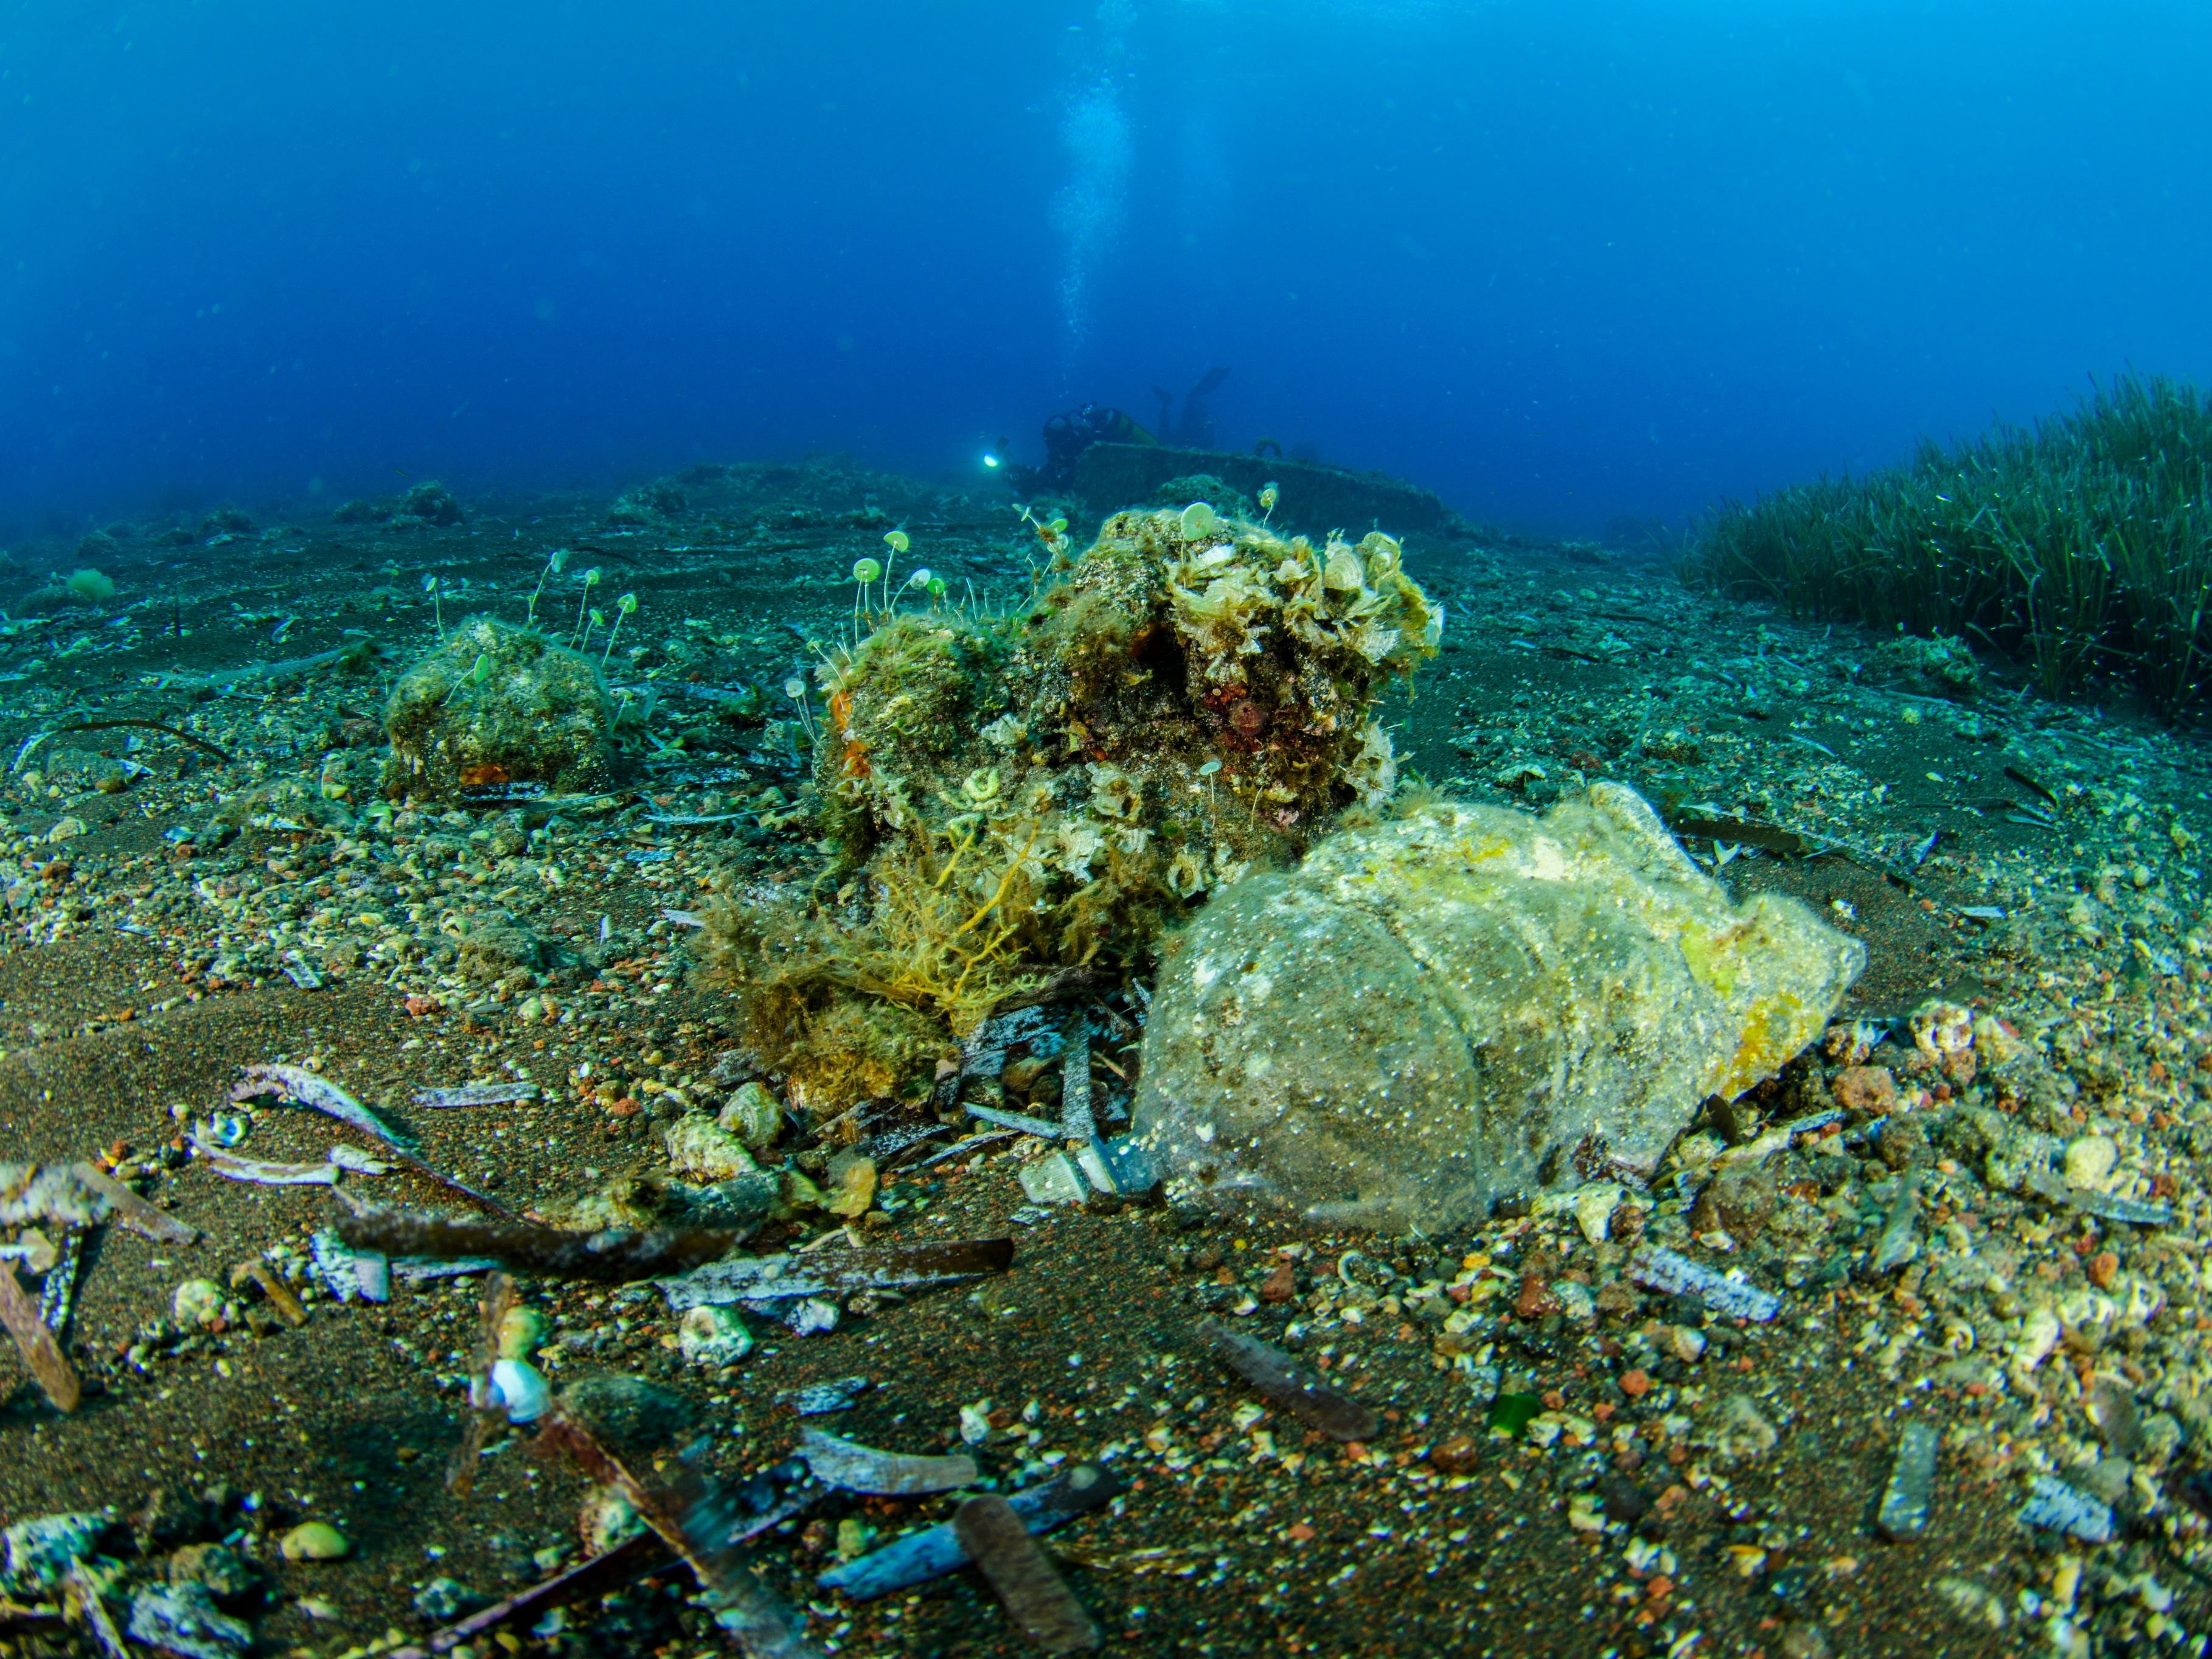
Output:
(3, 0), (2209, 540)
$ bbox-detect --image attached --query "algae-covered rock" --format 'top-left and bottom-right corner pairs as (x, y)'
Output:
(383, 616), (614, 800)
(1884, 630), (1980, 698)
(1132, 785), (1863, 1231)
(704, 503), (1442, 1108)
(538, 1167), (775, 1236)
(394, 479), (463, 527)
(663, 1113), (760, 1182)
(2, 1509), (111, 1592)
(813, 505), (1438, 881)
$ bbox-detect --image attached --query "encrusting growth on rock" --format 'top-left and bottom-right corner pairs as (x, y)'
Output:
(383, 615), (615, 800)
(700, 502), (1442, 1118)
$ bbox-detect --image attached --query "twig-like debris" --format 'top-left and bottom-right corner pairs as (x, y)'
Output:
(69, 1163), (199, 1244)
(2005, 762), (2061, 805)
(0, 1261), (80, 1411)
(335, 1205), (744, 1283)
(820, 1462), (1123, 1602)
(388, 1532), (667, 1659)
(412, 1083), (541, 1108)
(952, 1494), (1100, 1654)
(797, 1428), (976, 1496)
(52, 718), (233, 763)
(534, 1393), (822, 1658)
(235, 1063), (513, 1216)
(1661, 808), (1815, 859)
(660, 1236), (1014, 1311)
(1626, 1246), (1783, 1323)
(1198, 1319), (1378, 1444)
(448, 1272), (516, 1496)
(232, 1259), (307, 1327)
(1060, 1020), (1094, 1142)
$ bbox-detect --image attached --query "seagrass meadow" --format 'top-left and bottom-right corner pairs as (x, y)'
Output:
(1688, 374), (2212, 720)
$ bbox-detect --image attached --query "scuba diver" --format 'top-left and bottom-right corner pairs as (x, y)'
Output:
(1006, 402), (1156, 495)
(1153, 365), (1229, 449)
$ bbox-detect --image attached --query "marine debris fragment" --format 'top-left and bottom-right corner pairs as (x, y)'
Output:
(309, 1226), (388, 1303)
(333, 1203), (744, 1283)
(125, 1579), (251, 1658)
(796, 1428), (976, 1495)
(2019, 1475), (2114, 1544)
(2023, 1166), (2172, 1226)
(658, 1236), (1014, 1311)
(1198, 1318), (1378, 1442)
(1627, 1248), (1783, 1323)
(1869, 1177), (1923, 1273)
(0, 1262), (79, 1411)
(777, 1377), (871, 1416)
(1137, 785), (1862, 1228)
(1876, 1420), (1940, 1540)
(953, 1493), (1101, 1654)
(819, 1462), (1122, 1602)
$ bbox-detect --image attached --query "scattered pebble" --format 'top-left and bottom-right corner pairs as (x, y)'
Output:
(277, 1521), (350, 1563)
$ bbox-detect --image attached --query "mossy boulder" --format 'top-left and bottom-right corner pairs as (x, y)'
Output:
(816, 506), (1439, 890)
(608, 478), (686, 524)
(812, 612), (1012, 864)
(383, 617), (614, 800)
(394, 480), (462, 527)
(703, 503), (1442, 1105)
(1885, 630), (1980, 699)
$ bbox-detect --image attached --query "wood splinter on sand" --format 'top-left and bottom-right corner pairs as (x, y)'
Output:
(0, 1260), (81, 1412)
(1198, 1317), (1379, 1442)
(953, 1493), (1101, 1654)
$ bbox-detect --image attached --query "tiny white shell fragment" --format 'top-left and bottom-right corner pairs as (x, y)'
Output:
(489, 1357), (551, 1423)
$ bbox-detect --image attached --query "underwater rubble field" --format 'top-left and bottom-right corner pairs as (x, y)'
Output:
(7, 460), (2212, 1658)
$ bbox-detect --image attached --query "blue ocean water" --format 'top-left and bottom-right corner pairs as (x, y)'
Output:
(2, 1), (2208, 541)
